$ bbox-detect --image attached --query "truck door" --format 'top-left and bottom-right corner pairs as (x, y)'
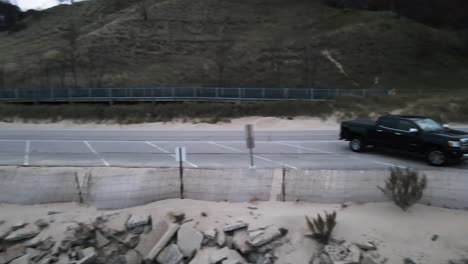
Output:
(375, 118), (399, 148)
(395, 120), (421, 152)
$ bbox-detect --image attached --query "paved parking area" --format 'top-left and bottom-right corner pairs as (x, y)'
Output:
(0, 139), (467, 171)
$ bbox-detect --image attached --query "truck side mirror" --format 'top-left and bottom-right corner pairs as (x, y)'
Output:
(409, 128), (419, 133)
(443, 124), (450, 128)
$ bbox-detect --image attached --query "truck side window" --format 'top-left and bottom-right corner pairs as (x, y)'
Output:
(397, 120), (417, 132)
(379, 118), (398, 129)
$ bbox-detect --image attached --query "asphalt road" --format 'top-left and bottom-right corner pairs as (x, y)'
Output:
(0, 129), (467, 171)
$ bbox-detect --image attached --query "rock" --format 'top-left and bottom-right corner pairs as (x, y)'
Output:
(0, 224), (11, 239)
(449, 260), (468, 264)
(347, 244), (361, 264)
(124, 234), (140, 249)
(37, 238), (55, 251)
(0, 220), (4, 226)
(26, 248), (42, 260)
(216, 227), (226, 247)
(214, 248), (247, 264)
(209, 249), (228, 263)
(177, 222), (203, 258)
(76, 247), (97, 264)
(354, 241), (377, 251)
(362, 254), (380, 264)
(203, 229), (217, 241)
(47, 211), (61, 215)
(232, 228), (252, 254)
(156, 244), (183, 264)
(38, 257), (56, 264)
(103, 213), (130, 235)
(224, 222), (248, 232)
(34, 219), (49, 229)
(431, 234), (439, 241)
(126, 213), (150, 230)
(330, 237), (346, 245)
(247, 226), (282, 247)
(320, 253), (333, 264)
(125, 250), (142, 264)
(96, 231), (110, 248)
(5, 224), (40, 242)
(325, 244), (358, 263)
(341, 202), (352, 209)
(168, 211), (186, 224)
(144, 222), (180, 262)
(11, 220), (28, 230)
(56, 254), (70, 264)
(223, 260), (243, 264)
(3, 244), (26, 264)
(26, 235), (51, 248)
(9, 254), (31, 264)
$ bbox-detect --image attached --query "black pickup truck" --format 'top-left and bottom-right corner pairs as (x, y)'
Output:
(340, 115), (468, 166)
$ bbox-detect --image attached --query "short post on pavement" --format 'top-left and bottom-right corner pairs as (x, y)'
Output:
(175, 146), (186, 199)
(246, 124), (255, 169)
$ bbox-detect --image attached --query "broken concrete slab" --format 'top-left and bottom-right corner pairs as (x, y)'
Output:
(223, 222), (248, 232)
(247, 226), (282, 247)
(76, 247), (97, 264)
(26, 248), (41, 260)
(177, 222), (203, 258)
(0, 224), (11, 239)
(3, 244), (26, 264)
(210, 247), (247, 264)
(34, 219), (49, 229)
(125, 250), (141, 264)
(9, 254), (31, 264)
(103, 213), (130, 235)
(232, 228), (252, 254)
(216, 227), (226, 247)
(156, 244), (183, 264)
(202, 229), (217, 241)
(354, 241), (377, 251)
(347, 244), (361, 264)
(26, 235), (51, 248)
(11, 220), (28, 231)
(126, 213), (150, 230)
(144, 222), (180, 262)
(5, 225), (40, 242)
(95, 231), (110, 248)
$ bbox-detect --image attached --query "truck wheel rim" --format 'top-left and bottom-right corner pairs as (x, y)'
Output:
(351, 139), (361, 150)
(429, 151), (445, 165)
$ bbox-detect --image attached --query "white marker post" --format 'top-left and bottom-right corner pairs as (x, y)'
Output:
(175, 147), (186, 199)
(246, 124), (255, 169)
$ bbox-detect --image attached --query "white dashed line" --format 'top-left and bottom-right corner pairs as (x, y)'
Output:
(208, 142), (243, 153)
(23, 141), (30, 166)
(84, 141), (98, 154)
(276, 142), (335, 154)
(83, 141), (110, 167)
(145, 142), (170, 153)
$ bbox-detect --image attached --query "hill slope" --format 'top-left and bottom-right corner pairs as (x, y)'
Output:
(0, 0), (467, 90)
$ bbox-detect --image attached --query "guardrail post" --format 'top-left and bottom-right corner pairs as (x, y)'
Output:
(172, 87), (175, 99)
(14, 88), (19, 100)
(262, 88), (266, 99)
(215, 87), (219, 99)
(310, 88), (314, 100)
(193, 87), (197, 99)
(109, 88), (113, 105)
(151, 88), (155, 104)
(238, 88), (242, 101)
(284, 88), (289, 99)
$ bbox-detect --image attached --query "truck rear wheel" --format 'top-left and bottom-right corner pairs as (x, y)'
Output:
(426, 148), (447, 166)
(350, 137), (365, 152)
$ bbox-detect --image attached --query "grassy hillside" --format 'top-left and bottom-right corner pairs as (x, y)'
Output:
(0, 0), (467, 90)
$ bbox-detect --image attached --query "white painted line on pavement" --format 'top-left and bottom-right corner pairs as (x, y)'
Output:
(276, 142), (335, 154)
(146, 142), (170, 153)
(281, 163), (299, 170)
(84, 141), (98, 154)
(254, 155), (272, 162)
(83, 141), (110, 167)
(23, 141), (30, 166)
(209, 142), (243, 153)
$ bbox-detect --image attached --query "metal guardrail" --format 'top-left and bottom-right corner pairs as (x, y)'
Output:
(0, 87), (391, 103)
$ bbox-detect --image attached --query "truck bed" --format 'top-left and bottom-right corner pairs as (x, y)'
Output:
(341, 119), (376, 127)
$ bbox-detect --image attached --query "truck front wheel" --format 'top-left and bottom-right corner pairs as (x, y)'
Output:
(350, 137), (365, 152)
(426, 148), (447, 166)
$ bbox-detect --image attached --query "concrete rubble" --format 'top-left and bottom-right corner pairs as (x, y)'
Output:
(0, 209), (400, 264)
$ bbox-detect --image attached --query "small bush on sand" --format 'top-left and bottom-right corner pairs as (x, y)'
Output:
(378, 167), (427, 211)
(305, 211), (337, 244)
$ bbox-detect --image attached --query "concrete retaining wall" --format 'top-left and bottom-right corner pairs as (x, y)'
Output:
(0, 166), (466, 210)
